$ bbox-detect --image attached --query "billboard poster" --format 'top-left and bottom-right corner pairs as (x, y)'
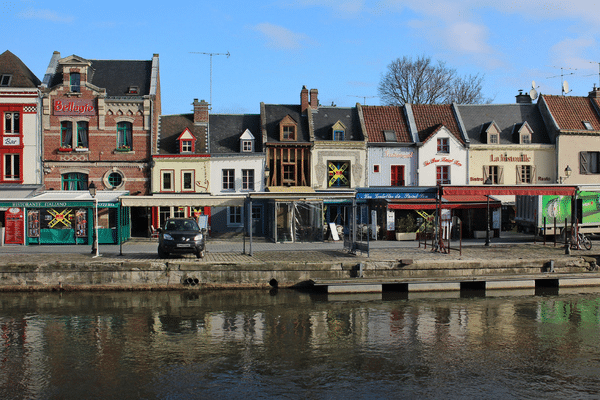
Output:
(542, 191), (600, 225)
(5, 207), (24, 245)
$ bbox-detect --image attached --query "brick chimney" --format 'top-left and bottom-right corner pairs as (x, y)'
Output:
(515, 89), (532, 104)
(310, 88), (319, 109)
(193, 99), (209, 125)
(589, 85), (600, 99)
(301, 86), (309, 114)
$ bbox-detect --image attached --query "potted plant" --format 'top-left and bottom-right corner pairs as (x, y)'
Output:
(116, 145), (131, 152)
(75, 145), (88, 152)
(58, 144), (72, 152)
(395, 214), (417, 241)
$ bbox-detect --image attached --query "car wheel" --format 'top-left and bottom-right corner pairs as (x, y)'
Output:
(196, 249), (205, 259)
(158, 248), (169, 259)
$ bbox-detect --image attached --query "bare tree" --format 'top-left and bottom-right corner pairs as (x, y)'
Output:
(378, 55), (492, 106)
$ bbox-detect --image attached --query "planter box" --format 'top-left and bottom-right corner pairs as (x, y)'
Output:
(58, 148), (72, 152)
(115, 148), (131, 152)
(75, 147), (88, 152)
(395, 232), (417, 241)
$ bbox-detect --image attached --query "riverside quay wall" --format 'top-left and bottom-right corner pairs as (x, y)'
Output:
(0, 243), (599, 291)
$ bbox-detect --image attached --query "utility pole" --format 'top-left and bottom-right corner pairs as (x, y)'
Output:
(547, 66), (577, 95)
(189, 51), (230, 109)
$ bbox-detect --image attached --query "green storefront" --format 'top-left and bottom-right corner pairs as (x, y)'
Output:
(0, 191), (130, 246)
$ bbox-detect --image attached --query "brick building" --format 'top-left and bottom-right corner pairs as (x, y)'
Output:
(40, 51), (160, 194)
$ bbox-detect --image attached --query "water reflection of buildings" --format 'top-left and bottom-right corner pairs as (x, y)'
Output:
(3, 291), (600, 397)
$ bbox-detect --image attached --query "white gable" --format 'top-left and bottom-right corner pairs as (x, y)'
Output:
(240, 129), (255, 140)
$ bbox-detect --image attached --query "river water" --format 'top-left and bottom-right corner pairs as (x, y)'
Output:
(2, 288), (600, 399)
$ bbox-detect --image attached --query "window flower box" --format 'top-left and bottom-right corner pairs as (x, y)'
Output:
(75, 147), (88, 152)
(115, 146), (131, 152)
(58, 147), (72, 153)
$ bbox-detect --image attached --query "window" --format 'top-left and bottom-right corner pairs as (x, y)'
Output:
(373, 165), (380, 173)
(228, 206), (242, 226)
(333, 130), (345, 141)
(182, 171), (194, 191)
(161, 170), (174, 191)
(62, 172), (88, 190)
(107, 172), (123, 188)
(328, 161), (350, 187)
(76, 121), (88, 148)
(222, 169), (235, 190)
(283, 165), (295, 184)
(181, 140), (193, 153)
(391, 165), (405, 186)
(70, 72), (80, 92)
(3, 154), (20, 181)
(4, 112), (20, 134)
(282, 125), (295, 141)
(242, 140), (253, 152)
(520, 133), (531, 144)
(583, 121), (594, 130)
(436, 166), (450, 185)
(437, 138), (449, 153)
(580, 151), (600, 174)
(242, 169), (255, 191)
(489, 133), (499, 144)
(128, 86), (139, 94)
(117, 122), (133, 150)
(0, 74), (12, 86)
(383, 130), (397, 142)
(484, 165), (503, 184)
(517, 165), (534, 184)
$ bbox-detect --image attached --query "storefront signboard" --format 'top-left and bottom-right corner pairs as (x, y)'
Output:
(3, 137), (20, 146)
(0, 201), (118, 208)
(357, 192), (435, 200)
(5, 207), (24, 244)
(53, 99), (96, 116)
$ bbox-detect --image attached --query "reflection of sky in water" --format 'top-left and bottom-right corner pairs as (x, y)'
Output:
(2, 290), (600, 399)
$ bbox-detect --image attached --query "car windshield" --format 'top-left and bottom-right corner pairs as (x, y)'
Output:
(165, 220), (199, 231)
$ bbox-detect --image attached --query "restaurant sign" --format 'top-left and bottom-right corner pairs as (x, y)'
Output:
(53, 99), (96, 116)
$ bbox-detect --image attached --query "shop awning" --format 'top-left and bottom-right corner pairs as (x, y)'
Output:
(442, 185), (577, 197)
(387, 195), (501, 210)
(120, 195), (246, 207)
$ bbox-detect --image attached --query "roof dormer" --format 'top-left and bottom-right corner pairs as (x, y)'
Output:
(513, 121), (533, 144)
(58, 55), (92, 93)
(331, 120), (346, 141)
(279, 115), (297, 141)
(240, 129), (255, 152)
(177, 128), (196, 153)
(480, 121), (501, 144)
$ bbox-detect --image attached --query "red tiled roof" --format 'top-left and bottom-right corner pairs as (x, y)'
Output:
(361, 106), (411, 142)
(411, 104), (464, 144)
(542, 95), (600, 131)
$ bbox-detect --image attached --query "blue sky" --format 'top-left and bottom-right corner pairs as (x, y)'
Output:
(4, 0), (600, 115)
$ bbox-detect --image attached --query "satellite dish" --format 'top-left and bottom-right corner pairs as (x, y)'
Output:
(532, 80), (536, 89)
(529, 88), (538, 100)
(563, 80), (570, 94)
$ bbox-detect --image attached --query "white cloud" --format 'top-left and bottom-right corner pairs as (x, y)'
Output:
(445, 22), (492, 54)
(279, 0), (366, 17)
(252, 23), (315, 50)
(18, 7), (74, 23)
(550, 37), (597, 70)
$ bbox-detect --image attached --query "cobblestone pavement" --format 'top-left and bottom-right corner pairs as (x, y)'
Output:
(0, 234), (591, 266)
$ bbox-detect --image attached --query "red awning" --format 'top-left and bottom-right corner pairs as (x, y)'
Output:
(442, 185), (576, 197)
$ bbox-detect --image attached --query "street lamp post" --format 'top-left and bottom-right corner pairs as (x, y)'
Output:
(89, 181), (100, 257)
(484, 176), (492, 246)
(559, 165), (572, 184)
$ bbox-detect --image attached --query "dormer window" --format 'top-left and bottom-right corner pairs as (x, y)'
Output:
(0, 74), (12, 86)
(514, 121), (534, 144)
(128, 86), (139, 94)
(70, 72), (80, 92)
(181, 140), (193, 153)
(521, 133), (531, 144)
(583, 121), (594, 130)
(383, 130), (397, 142)
(489, 133), (499, 144)
(482, 121), (501, 144)
(279, 115), (297, 141)
(177, 128), (195, 154)
(331, 120), (346, 141)
(239, 129), (255, 152)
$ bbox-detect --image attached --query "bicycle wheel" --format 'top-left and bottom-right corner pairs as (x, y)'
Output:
(582, 235), (592, 250)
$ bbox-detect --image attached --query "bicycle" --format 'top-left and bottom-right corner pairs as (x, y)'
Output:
(571, 231), (592, 251)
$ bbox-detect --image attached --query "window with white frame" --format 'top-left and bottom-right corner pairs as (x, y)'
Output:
(436, 165), (450, 185)
(437, 138), (449, 153)
(222, 169), (235, 190)
(4, 112), (19, 134)
(182, 170), (194, 191)
(242, 169), (255, 191)
(3, 154), (20, 181)
(242, 140), (253, 152)
(484, 165), (503, 184)
(227, 206), (243, 226)
(181, 139), (193, 153)
(161, 170), (174, 191)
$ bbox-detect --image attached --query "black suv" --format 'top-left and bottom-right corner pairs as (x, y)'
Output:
(157, 218), (206, 259)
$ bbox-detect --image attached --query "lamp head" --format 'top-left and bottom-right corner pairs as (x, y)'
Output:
(88, 181), (97, 197)
(564, 165), (572, 177)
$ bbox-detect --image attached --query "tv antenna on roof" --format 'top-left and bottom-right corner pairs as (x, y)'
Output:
(347, 95), (376, 105)
(547, 66), (576, 95)
(583, 61), (600, 87)
(189, 51), (230, 109)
